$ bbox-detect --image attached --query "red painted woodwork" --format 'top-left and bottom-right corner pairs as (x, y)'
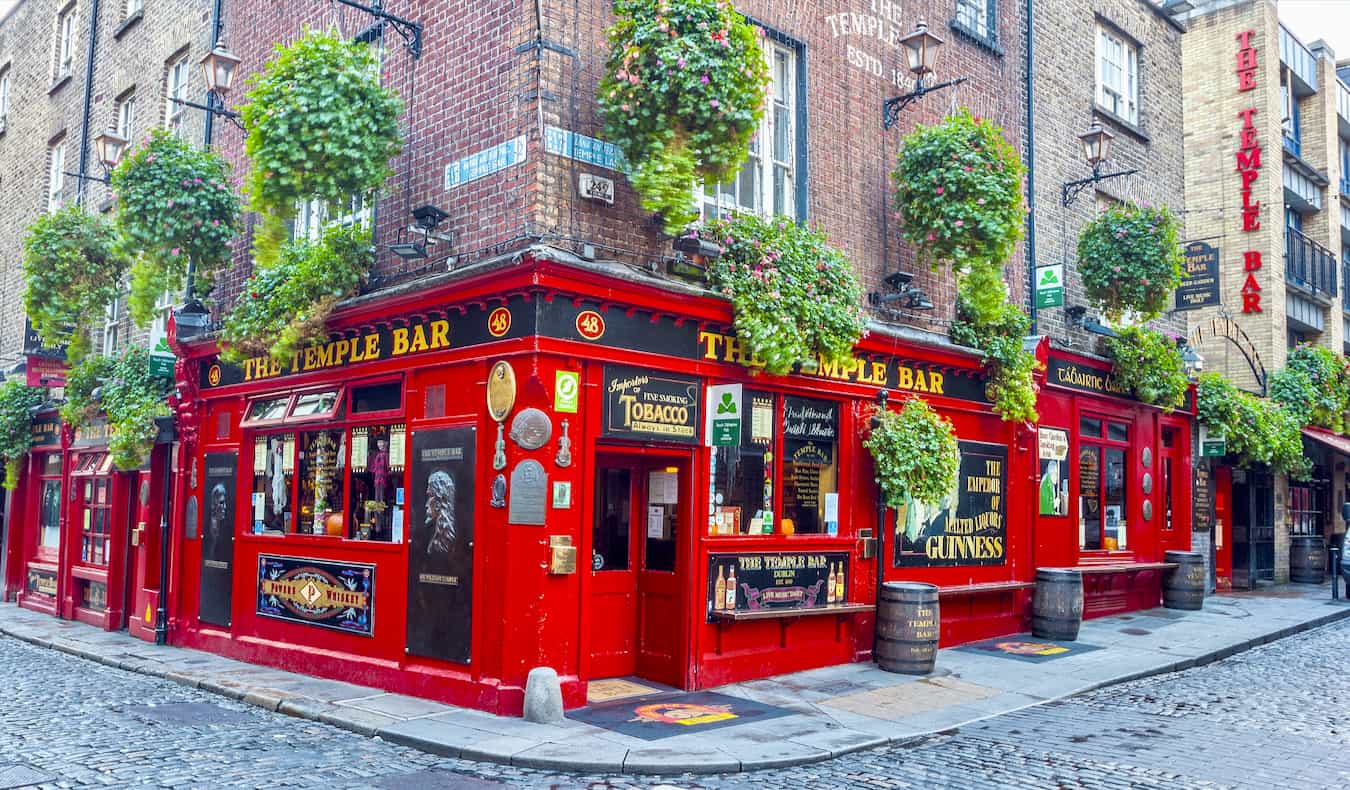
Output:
(1213, 465), (1233, 590)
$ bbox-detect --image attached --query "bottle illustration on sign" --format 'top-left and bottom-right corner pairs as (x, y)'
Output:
(827, 563), (837, 604)
(724, 565), (737, 610)
(714, 565), (726, 611)
(835, 563), (845, 603)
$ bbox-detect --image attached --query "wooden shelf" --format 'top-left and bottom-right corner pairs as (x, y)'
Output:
(938, 581), (1036, 598)
(1075, 562), (1177, 575)
(709, 603), (875, 622)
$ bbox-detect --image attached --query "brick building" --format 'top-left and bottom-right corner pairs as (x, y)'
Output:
(1179, 0), (1350, 586)
(0, 0), (215, 368)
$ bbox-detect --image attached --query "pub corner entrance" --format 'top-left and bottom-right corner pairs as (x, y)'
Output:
(588, 450), (691, 689)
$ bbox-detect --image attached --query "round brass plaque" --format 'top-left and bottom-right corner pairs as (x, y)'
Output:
(1141, 472), (1153, 495)
(487, 360), (517, 422)
(509, 408), (553, 450)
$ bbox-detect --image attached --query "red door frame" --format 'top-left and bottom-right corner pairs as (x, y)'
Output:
(584, 442), (694, 689)
(1213, 465), (1233, 589)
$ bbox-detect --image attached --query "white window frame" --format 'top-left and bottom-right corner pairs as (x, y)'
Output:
(55, 4), (76, 80)
(699, 37), (800, 223)
(102, 293), (123, 356)
(1095, 24), (1138, 125)
(47, 142), (66, 212)
(165, 54), (189, 136)
(148, 288), (176, 355)
(125, 0), (142, 18)
(0, 67), (10, 132)
(116, 91), (136, 141)
(292, 193), (373, 242)
(955, 0), (993, 42)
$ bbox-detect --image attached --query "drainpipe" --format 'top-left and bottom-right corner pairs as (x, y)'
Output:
(1023, 0), (1037, 334)
(74, 0), (102, 206)
(186, 0), (226, 303)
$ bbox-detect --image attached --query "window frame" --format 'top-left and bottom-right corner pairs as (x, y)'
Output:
(164, 52), (189, 136)
(1076, 412), (1132, 554)
(1095, 23), (1139, 125)
(124, 0), (142, 19)
(0, 66), (10, 131)
(47, 140), (66, 212)
(292, 192), (373, 242)
(699, 26), (806, 224)
(116, 90), (136, 142)
(55, 3), (77, 80)
(951, 0), (998, 48)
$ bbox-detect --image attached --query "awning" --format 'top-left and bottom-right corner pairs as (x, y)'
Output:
(1301, 425), (1350, 457)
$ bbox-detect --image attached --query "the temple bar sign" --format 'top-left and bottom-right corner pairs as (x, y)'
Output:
(1175, 242), (1221, 310)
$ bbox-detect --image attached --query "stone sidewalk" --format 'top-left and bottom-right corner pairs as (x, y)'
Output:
(1, 586), (1346, 775)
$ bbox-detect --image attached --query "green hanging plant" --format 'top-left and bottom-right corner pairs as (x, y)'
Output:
(949, 263), (1039, 423)
(864, 398), (959, 509)
(60, 353), (115, 428)
(1196, 373), (1309, 479)
(1077, 203), (1184, 322)
(0, 381), (44, 489)
(21, 206), (129, 363)
(240, 30), (403, 266)
(892, 108), (1024, 271)
(110, 129), (242, 325)
(1104, 326), (1189, 411)
(1269, 343), (1350, 432)
(599, 0), (769, 233)
(698, 213), (865, 375)
(221, 225), (374, 364)
(63, 347), (171, 470)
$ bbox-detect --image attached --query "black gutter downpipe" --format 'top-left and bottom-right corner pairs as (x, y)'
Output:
(74, 0), (102, 206)
(1023, 0), (1037, 334)
(187, 0), (226, 304)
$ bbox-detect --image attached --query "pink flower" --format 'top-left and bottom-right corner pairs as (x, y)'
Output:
(193, 178), (201, 185)
(926, 233), (936, 241)
(935, 186), (944, 195)
(212, 219), (220, 227)
(167, 199), (175, 208)
(1140, 278), (1150, 285)
(621, 103), (630, 112)
(963, 165), (972, 172)
(628, 74), (640, 85)
(954, 220), (964, 227)
(1113, 266), (1121, 273)
(182, 179), (191, 187)
(710, 99), (719, 108)
(677, 58), (687, 68)
(701, 74), (710, 85)
(170, 247), (181, 256)
(977, 198), (986, 205)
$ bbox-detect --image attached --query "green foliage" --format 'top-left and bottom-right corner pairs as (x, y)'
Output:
(0, 381), (44, 489)
(60, 354), (114, 428)
(1196, 373), (1309, 479)
(240, 30), (402, 266)
(101, 347), (172, 470)
(1269, 343), (1350, 432)
(1076, 203), (1183, 322)
(864, 398), (959, 509)
(949, 264), (1039, 423)
(110, 129), (241, 325)
(700, 214), (865, 375)
(599, 0), (768, 232)
(892, 109), (1024, 271)
(221, 225), (373, 364)
(21, 206), (129, 363)
(1104, 326), (1189, 411)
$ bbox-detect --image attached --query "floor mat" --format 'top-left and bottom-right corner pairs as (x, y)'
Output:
(953, 636), (1103, 663)
(586, 677), (670, 704)
(568, 690), (793, 741)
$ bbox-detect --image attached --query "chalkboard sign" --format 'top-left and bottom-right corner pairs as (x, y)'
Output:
(1193, 462), (1212, 533)
(894, 441), (1008, 567)
(782, 397), (837, 464)
(708, 551), (850, 615)
(1176, 241), (1221, 311)
(602, 365), (701, 444)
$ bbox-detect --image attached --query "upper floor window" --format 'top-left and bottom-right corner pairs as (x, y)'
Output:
(125, 0), (142, 17)
(54, 3), (77, 80)
(164, 53), (189, 136)
(292, 193), (372, 242)
(953, 0), (996, 45)
(1096, 24), (1138, 125)
(701, 33), (804, 223)
(103, 292), (123, 356)
(116, 91), (136, 142)
(0, 66), (10, 132)
(47, 140), (66, 212)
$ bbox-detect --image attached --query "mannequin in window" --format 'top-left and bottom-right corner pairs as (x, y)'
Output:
(371, 438), (390, 503)
(268, 437), (288, 521)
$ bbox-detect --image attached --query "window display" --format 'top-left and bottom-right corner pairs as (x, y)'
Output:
(781, 397), (838, 535)
(1079, 416), (1129, 550)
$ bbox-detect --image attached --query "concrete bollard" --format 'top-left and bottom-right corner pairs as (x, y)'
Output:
(522, 666), (564, 724)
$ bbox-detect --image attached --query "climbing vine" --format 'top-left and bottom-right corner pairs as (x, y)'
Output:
(0, 381), (44, 489)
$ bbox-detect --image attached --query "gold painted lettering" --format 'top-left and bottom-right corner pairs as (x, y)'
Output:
(897, 367), (913, 390)
(430, 320), (450, 350)
(392, 328), (410, 356)
(929, 371), (945, 395)
(363, 333), (380, 360)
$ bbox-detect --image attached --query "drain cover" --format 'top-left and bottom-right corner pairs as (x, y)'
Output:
(123, 702), (254, 727)
(1120, 627), (1152, 636)
(0, 764), (56, 789)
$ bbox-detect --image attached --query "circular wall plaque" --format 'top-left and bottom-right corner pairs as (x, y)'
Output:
(1141, 447), (1153, 468)
(486, 360), (517, 422)
(1142, 500), (1154, 521)
(1141, 472), (1153, 495)
(509, 408), (553, 450)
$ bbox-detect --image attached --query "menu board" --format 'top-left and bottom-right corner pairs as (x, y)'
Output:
(782, 397), (837, 464)
(1193, 462), (1212, 533)
(894, 441), (1008, 567)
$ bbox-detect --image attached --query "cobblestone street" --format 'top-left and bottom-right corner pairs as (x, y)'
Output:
(3, 618), (1350, 789)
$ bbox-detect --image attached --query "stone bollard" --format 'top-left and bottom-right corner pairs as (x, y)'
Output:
(522, 666), (564, 724)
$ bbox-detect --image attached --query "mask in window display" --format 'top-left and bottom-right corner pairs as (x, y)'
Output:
(268, 438), (288, 517)
(425, 470), (457, 555)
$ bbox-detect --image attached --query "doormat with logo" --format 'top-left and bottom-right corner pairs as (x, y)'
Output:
(587, 677), (670, 704)
(567, 691), (793, 740)
(954, 636), (1102, 663)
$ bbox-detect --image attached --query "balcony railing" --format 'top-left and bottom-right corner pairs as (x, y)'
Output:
(1284, 132), (1302, 157)
(1280, 24), (1318, 93)
(1344, 262), (1350, 309)
(1286, 227), (1338, 298)
(1341, 178), (1350, 200)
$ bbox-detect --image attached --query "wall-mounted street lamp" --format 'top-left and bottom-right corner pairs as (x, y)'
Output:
(1179, 341), (1205, 375)
(171, 40), (246, 132)
(64, 125), (129, 185)
(881, 21), (968, 129)
(1061, 121), (1139, 207)
(1065, 305), (1118, 337)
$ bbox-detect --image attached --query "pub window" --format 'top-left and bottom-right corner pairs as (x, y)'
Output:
(351, 380), (402, 415)
(241, 387), (345, 429)
(242, 396), (290, 428)
(593, 468), (632, 571)
(347, 424), (406, 541)
(73, 453), (112, 566)
(251, 433), (295, 532)
(1079, 418), (1129, 551)
(781, 396), (839, 535)
(298, 429), (346, 536)
(711, 391), (775, 535)
(38, 454), (63, 550)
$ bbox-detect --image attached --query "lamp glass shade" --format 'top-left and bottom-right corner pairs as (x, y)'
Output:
(200, 44), (243, 97)
(899, 21), (943, 76)
(1078, 122), (1114, 167)
(94, 126), (129, 169)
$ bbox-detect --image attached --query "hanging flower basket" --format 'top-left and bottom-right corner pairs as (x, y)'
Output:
(599, 0), (768, 233)
(864, 398), (959, 509)
(892, 109), (1024, 270)
(697, 214), (864, 375)
(22, 206), (129, 363)
(240, 29), (403, 266)
(1104, 326), (1188, 411)
(0, 381), (44, 489)
(61, 348), (171, 471)
(110, 129), (241, 325)
(1269, 343), (1350, 432)
(1077, 203), (1183, 322)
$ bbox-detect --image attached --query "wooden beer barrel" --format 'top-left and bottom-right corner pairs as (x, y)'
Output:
(1162, 550), (1206, 610)
(1289, 536), (1326, 584)
(875, 582), (939, 675)
(1032, 568), (1083, 641)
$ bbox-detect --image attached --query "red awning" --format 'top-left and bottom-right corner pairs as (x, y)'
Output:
(1301, 425), (1350, 456)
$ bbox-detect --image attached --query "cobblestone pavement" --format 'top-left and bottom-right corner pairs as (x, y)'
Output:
(3, 618), (1350, 789)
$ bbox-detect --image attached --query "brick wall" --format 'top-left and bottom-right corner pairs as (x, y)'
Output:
(0, 0), (214, 364)
(1029, 0), (1187, 351)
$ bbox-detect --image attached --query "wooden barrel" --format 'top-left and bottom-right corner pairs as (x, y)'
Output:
(1163, 550), (1206, 610)
(1290, 536), (1326, 584)
(875, 582), (939, 675)
(1032, 568), (1083, 641)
